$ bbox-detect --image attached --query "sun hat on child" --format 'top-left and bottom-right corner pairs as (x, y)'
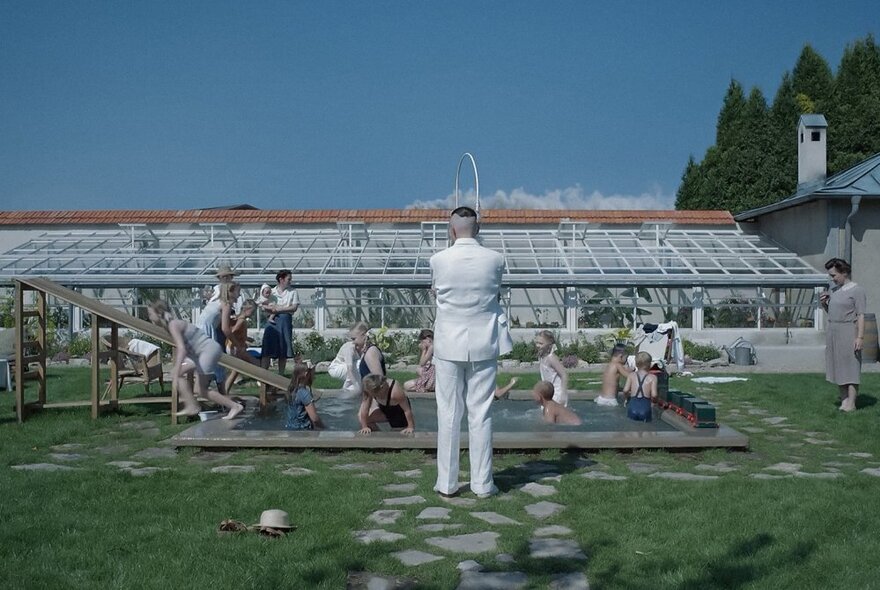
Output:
(215, 264), (239, 278)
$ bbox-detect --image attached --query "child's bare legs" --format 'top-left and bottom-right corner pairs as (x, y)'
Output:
(175, 361), (200, 416)
(494, 378), (517, 400)
(840, 384), (858, 412)
(194, 373), (244, 419)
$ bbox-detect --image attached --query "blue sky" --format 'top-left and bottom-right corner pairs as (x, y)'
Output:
(1, 1), (876, 212)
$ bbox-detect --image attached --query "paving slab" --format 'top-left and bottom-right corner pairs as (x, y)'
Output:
(860, 467), (880, 477)
(549, 572), (590, 590)
(369, 510), (405, 525)
(750, 473), (789, 480)
(281, 467), (315, 476)
(210, 465), (256, 474)
(353, 529), (407, 544)
(747, 408), (768, 415)
(534, 525), (574, 537)
(846, 452), (873, 459)
(625, 462), (660, 474)
(50, 443), (84, 451)
(384, 483), (418, 493)
(11, 463), (78, 472)
(425, 532), (500, 554)
(470, 512), (521, 526)
(520, 482), (557, 497)
(49, 453), (86, 462)
(529, 537), (587, 560)
(741, 427), (766, 434)
(456, 571), (527, 590)
(106, 461), (142, 469)
(764, 462), (802, 474)
(793, 471), (843, 479)
(805, 438), (836, 445)
(391, 550), (443, 566)
(648, 472), (719, 481)
(333, 462), (380, 471)
(417, 523), (464, 532)
(457, 560), (484, 572)
(394, 469), (422, 478)
(132, 447), (178, 460)
(580, 471), (628, 481)
(125, 467), (171, 477)
(525, 501), (565, 519)
(527, 471), (561, 482)
(441, 496), (478, 508)
(345, 571), (418, 590)
(762, 416), (787, 425)
(382, 495), (426, 506)
(417, 507), (451, 520)
(695, 463), (738, 473)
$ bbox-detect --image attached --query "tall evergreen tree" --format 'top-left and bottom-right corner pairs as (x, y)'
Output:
(715, 80), (748, 149)
(791, 44), (833, 111)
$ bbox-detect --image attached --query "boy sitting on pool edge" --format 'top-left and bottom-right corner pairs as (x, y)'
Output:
(533, 381), (582, 425)
(597, 343), (631, 407)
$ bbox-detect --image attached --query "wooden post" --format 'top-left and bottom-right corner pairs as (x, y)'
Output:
(170, 363), (178, 425)
(90, 313), (100, 419)
(108, 323), (119, 410)
(14, 281), (25, 423)
(35, 289), (47, 405)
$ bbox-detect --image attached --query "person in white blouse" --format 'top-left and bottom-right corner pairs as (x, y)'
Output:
(259, 269), (299, 376)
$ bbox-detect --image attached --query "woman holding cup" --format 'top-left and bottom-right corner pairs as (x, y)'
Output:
(820, 258), (866, 412)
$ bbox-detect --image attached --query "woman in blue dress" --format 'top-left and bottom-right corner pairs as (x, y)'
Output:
(260, 269), (299, 377)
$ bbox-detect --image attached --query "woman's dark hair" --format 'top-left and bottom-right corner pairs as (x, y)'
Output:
(418, 329), (434, 341)
(276, 269), (292, 283)
(824, 258), (852, 276)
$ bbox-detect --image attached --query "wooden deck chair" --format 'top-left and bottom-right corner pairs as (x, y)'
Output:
(100, 336), (165, 399)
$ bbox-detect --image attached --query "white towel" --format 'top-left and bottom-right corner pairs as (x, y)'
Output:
(128, 338), (159, 357)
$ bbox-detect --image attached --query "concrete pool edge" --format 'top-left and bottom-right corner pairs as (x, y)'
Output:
(170, 395), (749, 451)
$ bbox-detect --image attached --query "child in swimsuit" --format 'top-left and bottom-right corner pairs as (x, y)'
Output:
(622, 351), (657, 422)
(285, 362), (324, 430)
(597, 344), (630, 407)
(358, 373), (415, 435)
(533, 381), (581, 425)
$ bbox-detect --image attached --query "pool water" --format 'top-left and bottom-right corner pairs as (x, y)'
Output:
(234, 396), (675, 433)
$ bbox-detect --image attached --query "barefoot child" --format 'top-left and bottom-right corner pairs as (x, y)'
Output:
(533, 381), (581, 425)
(622, 351), (657, 422)
(404, 329), (436, 393)
(147, 300), (244, 420)
(597, 344), (631, 407)
(358, 373), (415, 435)
(535, 330), (568, 406)
(285, 362), (324, 430)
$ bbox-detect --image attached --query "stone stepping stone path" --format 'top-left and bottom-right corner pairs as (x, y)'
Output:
(441, 496), (477, 508)
(383, 495), (426, 506)
(525, 501), (565, 519)
(648, 472), (719, 481)
(860, 467), (880, 477)
(750, 473), (788, 480)
(470, 512), (521, 526)
(495, 553), (516, 563)
(741, 427), (766, 434)
(369, 510), (404, 525)
(457, 560), (483, 572)
(581, 470), (627, 481)
(394, 469), (422, 478)
(529, 537), (587, 560)
(520, 482), (557, 497)
(384, 483), (417, 493)
(210, 465), (256, 474)
(845, 452), (873, 459)
(805, 437), (836, 445)
(49, 453), (86, 462)
(416, 507), (451, 520)
(332, 462), (381, 471)
(280, 467), (315, 477)
(793, 471), (842, 479)
(426, 532), (499, 554)
(392, 549), (444, 566)
(345, 571), (418, 589)
(11, 463), (78, 472)
(50, 443), (84, 451)
(762, 416), (787, 425)
(764, 462), (802, 474)
(107, 461), (142, 469)
(534, 525), (573, 536)
(626, 462), (660, 474)
(125, 466), (171, 477)
(417, 523), (463, 532)
(549, 572), (590, 590)
(695, 462), (738, 473)
(457, 571), (527, 590)
(353, 529), (406, 544)
(132, 447), (177, 460)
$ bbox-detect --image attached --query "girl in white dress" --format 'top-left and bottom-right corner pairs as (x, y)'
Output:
(534, 330), (568, 407)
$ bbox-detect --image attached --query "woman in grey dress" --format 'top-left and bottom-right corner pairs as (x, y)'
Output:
(819, 258), (866, 412)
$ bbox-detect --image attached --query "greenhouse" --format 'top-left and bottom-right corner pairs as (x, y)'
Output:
(0, 209), (828, 334)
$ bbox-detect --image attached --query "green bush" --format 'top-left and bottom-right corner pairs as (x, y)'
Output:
(500, 340), (538, 362)
(683, 338), (721, 361)
(67, 334), (92, 358)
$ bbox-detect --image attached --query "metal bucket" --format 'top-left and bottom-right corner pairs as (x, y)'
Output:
(734, 346), (752, 366)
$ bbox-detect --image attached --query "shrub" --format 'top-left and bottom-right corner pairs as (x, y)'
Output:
(500, 340), (538, 363)
(683, 338), (721, 361)
(561, 354), (580, 369)
(67, 334), (92, 358)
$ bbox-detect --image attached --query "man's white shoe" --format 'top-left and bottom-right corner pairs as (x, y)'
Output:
(475, 485), (499, 499)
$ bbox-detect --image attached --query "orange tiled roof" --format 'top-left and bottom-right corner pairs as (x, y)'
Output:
(0, 209), (734, 226)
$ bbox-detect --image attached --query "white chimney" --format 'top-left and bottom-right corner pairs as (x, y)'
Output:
(798, 114), (827, 187)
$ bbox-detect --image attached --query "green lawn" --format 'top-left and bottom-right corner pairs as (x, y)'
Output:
(1, 367), (879, 589)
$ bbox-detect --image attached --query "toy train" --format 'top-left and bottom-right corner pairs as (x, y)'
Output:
(655, 387), (718, 428)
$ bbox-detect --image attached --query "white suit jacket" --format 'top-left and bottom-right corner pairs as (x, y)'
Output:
(430, 237), (513, 362)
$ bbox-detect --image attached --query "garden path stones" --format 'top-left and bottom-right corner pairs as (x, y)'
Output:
(520, 482), (557, 497)
(119, 420), (157, 430)
(793, 471), (843, 479)
(382, 495), (426, 506)
(845, 452), (873, 458)
(384, 483), (417, 493)
(281, 467), (315, 476)
(741, 427), (766, 434)
(125, 466), (170, 477)
(764, 462), (802, 474)
(417, 507), (451, 520)
(368, 510), (404, 525)
(695, 462), (738, 473)
(805, 437), (837, 445)
(534, 525), (573, 537)
(441, 496), (477, 508)
(49, 453), (86, 462)
(392, 550), (444, 566)
(470, 512), (521, 526)
(747, 408), (768, 415)
(762, 416), (787, 425)
(11, 463), (78, 472)
(528, 537), (587, 560)
(456, 571), (527, 590)
(50, 443), (84, 451)
(353, 529), (406, 544)
(648, 472), (719, 481)
(750, 473), (788, 480)
(549, 572), (590, 590)
(333, 462), (381, 471)
(107, 460), (142, 469)
(345, 572), (418, 590)
(417, 523), (464, 532)
(860, 467), (880, 477)
(580, 471), (627, 481)
(457, 560), (483, 572)
(394, 469), (422, 478)
(625, 462), (660, 474)
(210, 465), (256, 474)
(495, 553), (516, 563)
(426, 532), (500, 554)
(525, 501), (565, 519)
(132, 447), (177, 460)
(95, 444), (131, 455)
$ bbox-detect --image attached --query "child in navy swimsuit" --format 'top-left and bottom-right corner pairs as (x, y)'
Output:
(357, 374), (415, 435)
(623, 352), (657, 422)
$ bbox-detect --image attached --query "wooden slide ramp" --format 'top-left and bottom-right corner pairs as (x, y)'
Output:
(13, 276), (289, 424)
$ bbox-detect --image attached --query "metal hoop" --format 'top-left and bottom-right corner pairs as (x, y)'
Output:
(454, 152), (480, 218)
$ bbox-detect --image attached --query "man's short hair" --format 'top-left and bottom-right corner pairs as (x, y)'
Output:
(611, 344), (627, 359)
(450, 206), (477, 219)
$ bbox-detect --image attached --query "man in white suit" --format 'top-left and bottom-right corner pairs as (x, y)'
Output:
(431, 206), (513, 498)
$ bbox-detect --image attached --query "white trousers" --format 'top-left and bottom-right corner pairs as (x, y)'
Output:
(433, 357), (497, 495)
